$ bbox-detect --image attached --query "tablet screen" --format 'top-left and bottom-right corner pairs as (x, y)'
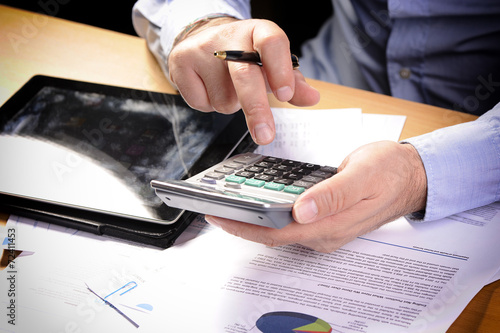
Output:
(0, 77), (248, 224)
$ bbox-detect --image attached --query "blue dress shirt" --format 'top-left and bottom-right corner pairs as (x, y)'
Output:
(133, 0), (500, 221)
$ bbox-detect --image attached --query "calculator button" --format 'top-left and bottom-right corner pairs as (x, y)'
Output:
(225, 182), (241, 189)
(274, 178), (294, 186)
(254, 174), (275, 182)
(273, 165), (293, 172)
(283, 172), (303, 180)
(205, 172), (225, 180)
(201, 177), (217, 184)
(320, 166), (338, 174)
(224, 162), (244, 170)
(233, 153), (263, 165)
(245, 166), (265, 173)
(226, 175), (246, 184)
(302, 163), (321, 171)
(215, 167), (234, 175)
(263, 157), (283, 164)
(245, 179), (265, 187)
(302, 175), (323, 184)
(264, 169), (283, 177)
(310, 171), (333, 179)
(264, 182), (285, 191)
(295, 168), (312, 175)
(293, 180), (314, 189)
(235, 171), (256, 178)
(284, 185), (306, 195)
(281, 160), (302, 167)
(254, 161), (274, 168)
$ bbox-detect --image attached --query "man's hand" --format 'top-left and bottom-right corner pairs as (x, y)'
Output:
(205, 141), (428, 253)
(168, 18), (320, 145)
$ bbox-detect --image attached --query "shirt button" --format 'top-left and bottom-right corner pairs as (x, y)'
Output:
(399, 68), (411, 79)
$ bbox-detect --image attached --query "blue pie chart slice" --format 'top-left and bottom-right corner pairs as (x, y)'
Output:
(256, 311), (332, 333)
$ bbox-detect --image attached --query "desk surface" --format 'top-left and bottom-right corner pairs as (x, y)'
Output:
(0, 5), (498, 332)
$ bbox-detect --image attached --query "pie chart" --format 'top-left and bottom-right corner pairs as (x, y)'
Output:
(256, 311), (332, 333)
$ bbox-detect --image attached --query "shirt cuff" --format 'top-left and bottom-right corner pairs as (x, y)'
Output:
(402, 105), (500, 222)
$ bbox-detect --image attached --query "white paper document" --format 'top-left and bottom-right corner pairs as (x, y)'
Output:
(255, 108), (406, 167)
(0, 215), (161, 332)
(255, 108), (362, 166)
(3, 202), (500, 332)
(127, 202), (500, 333)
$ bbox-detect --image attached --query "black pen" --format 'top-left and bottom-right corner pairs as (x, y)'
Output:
(214, 50), (299, 69)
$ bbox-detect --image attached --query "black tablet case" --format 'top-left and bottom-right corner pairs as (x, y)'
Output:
(0, 193), (196, 248)
(0, 76), (255, 248)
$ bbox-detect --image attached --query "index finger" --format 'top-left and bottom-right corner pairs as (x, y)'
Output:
(228, 61), (276, 145)
(254, 30), (296, 103)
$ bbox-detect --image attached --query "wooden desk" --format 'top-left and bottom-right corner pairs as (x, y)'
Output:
(0, 5), (497, 332)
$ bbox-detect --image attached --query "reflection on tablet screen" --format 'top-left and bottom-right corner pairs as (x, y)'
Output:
(0, 85), (238, 223)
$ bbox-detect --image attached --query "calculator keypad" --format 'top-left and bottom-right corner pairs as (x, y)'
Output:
(199, 153), (337, 196)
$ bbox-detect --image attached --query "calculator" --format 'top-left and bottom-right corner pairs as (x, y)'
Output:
(151, 152), (337, 229)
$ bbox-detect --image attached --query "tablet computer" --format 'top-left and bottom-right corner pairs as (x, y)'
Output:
(0, 76), (254, 246)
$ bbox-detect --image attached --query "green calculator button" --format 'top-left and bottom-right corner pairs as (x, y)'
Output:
(264, 182), (285, 191)
(284, 185), (306, 194)
(245, 179), (265, 187)
(225, 175), (246, 184)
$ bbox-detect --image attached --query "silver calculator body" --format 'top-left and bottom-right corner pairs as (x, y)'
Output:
(151, 153), (336, 229)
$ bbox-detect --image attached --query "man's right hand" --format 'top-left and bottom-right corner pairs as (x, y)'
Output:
(168, 18), (320, 145)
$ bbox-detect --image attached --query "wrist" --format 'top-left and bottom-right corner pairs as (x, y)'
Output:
(172, 15), (239, 48)
(400, 142), (428, 215)
(166, 15), (238, 90)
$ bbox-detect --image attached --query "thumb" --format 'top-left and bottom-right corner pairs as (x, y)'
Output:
(292, 168), (368, 224)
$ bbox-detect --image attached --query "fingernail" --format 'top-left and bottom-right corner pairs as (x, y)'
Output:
(295, 198), (318, 224)
(276, 86), (293, 102)
(254, 123), (274, 144)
